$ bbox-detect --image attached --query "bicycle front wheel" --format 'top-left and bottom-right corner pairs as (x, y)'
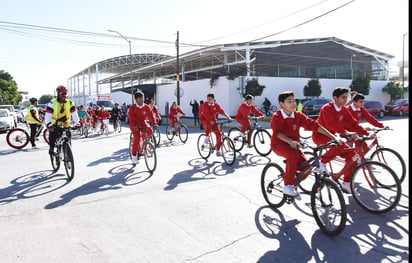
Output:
(228, 127), (245, 152)
(197, 134), (212, 159)
(152, 127), (160, 146)
(144, 141), (157, 172)
(83, 126), (88, 138)
(351, 161), (401, 214)
(166, 124), (175, 141)
(178, 124), (188, 143)
(63, 141), (75, 180)
(6, 128), (29, 149)
(311, 177), (347, 236)
(129, 133), (134, 159)
(43, 128), (49, 144)
(260, 163), (286, 208)
(253, 129), (271, 156)
(369, 147), (406, 185)
(50, 145), (60, 172)
(221, 137), (236, 165)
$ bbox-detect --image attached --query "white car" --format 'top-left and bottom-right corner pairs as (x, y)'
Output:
(0, 109), (16, 132)
(0, 105), (18, 127)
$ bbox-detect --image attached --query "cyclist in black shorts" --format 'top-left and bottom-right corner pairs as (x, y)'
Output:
(112, 103), (122, 127)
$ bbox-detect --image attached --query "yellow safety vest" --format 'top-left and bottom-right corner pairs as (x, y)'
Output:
(26, 104), (40, 124)
(297, 103), (304, 112)
(52, 99), (72, 127)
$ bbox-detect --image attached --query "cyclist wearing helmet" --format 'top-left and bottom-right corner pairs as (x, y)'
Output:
(44, 85), (80, 156)
(27, 97), (42, 148)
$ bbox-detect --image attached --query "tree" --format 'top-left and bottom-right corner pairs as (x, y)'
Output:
(0, 70), (21, 105)
(384, 81), (403, 101)
(39, 94), (54, 104)
(243, 78), (265, 98)
(303, 78), (321, 97)
(349, 75), (371, 95)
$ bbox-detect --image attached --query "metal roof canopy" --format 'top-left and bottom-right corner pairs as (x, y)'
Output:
(72, 37), (394, 86)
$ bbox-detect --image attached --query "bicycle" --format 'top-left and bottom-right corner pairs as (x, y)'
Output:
(197, 120), (236, 166)
(129, 126), (157, 172)
(6, 122), (49, 149)
(166, 115), (188, 143)
(261, 140), (347, 236)
(50, 126), (75, 181)
(228, 116), (271, 156)
(99, 119), (109, 136)
(299, 134), (401, 214)
(75, 121), (88, 138)
(260, 105), (277, 116)
(113, 115), (122, 133)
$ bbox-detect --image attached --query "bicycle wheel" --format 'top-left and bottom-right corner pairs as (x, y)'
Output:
(144, 141), (157, 172)
(152, 127), (160, 146)
(369, 147), (406, 185)
(351, 161), (401, 214)
(43, 128), (49, 144)
(311, 177), (347, 236)
(166, 124), (175, 141)
(253, 129), (271, 156)
(50, 145), (60, 172)
(178, 124), (188, 143)
(63, 141), (75, 180)
(129, 133), (134, 159)
(105, 126), (109, 136)
(260, 163), (286, 208)
(221, 137), (236, 165)
(113, 121), (118, 132)
(6, 128), (29, 149)
(83, 126), (88, 138)
(298, 152), (316, 194)
(228, 127), (245, 152)
(271, 105), (278, 112)
(197, 134), (212, 159)
(117, 120), (122, 133)
(299, 127), (312, 140)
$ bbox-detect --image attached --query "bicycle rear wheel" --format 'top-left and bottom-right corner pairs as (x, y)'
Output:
(178, 124), (188, 143)
(63, 141), (75, 180)
(228, 127), (245, 152)
(43, 128), (49, 144)
(197, 134), (212, 159)
(6, 128), (29, 149)
(299, 127), (312, 140)
(144, 141), (157, 172)
(253, 129), (271, 156)
(221, 137), (236, 165)
(311, 177), (347, 236)
(369, 147), (406, 185)
(166, 124), (175, 141)
(351, 161), (401, 214)
(260, 163), (286, 208)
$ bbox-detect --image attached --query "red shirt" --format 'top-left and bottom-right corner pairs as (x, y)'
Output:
(97, 110), (111, 119)
(346, 105), (384, 128)
(236, 102), (263, 120)
(271, 110), (319, 146)
(199, 101), (225, 123)
(168, 106), (185, 118)
(128, 103), (156, 129)
(313, 102), (368, 144)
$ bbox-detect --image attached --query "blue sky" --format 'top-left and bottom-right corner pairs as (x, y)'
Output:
(0, 0), (409, 98)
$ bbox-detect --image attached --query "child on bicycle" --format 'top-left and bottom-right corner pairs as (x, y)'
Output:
(235, 94), (264, 146)
(149, 99), (162, 125)
(97, 106), (111, 131)
(271, 91), (340, 198)
(168, 102), (186, 134)
(312, 87), (369, 194)
(77, 105), (90, 127)
(87, 106), (97, 129)
(199, 92), (233, 156)
(128, 91), (158, 164)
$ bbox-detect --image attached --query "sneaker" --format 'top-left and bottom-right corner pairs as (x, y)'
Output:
(215, 151), (222, 157)
(131, 155), (139, 164)
(283, 185), (298, 197)
(32, 145), (38, 149)
(247, 144), (253, 148)
(318, 162), (328, 173)
(341, 181), (352, 194)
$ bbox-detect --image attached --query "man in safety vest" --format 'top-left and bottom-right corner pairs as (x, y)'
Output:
(44, 85), (80, 156)
(26, 97), (42, 148)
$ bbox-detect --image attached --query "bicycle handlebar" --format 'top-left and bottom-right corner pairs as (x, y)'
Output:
(299, 140), (340, 151)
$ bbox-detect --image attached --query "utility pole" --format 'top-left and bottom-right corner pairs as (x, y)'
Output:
(402, 32), (408, 99)
(176, 31), (180, 105)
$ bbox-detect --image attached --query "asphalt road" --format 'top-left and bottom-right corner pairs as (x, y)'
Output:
(0, 117), (409, 263)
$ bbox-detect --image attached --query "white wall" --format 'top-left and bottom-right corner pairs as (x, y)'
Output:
(156, 76), (393, 116)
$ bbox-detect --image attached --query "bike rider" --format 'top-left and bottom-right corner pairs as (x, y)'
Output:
(262, 97), (272, 116)
(112, 103), (122, 129)
(44, 85), (80, 157)
(26, 97), (42, 148)
(168, 102), (186, 134)
(235, 94), (264, 146)
(97, 106), (111, 132)
(128, 91), (158, 165)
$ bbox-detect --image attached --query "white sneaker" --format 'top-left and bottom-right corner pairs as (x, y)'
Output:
(341, 181), (352, 194)
(318, 162), (328, 173)
(204, 137), (209, 144)
(215, 151), (222, 157)
(239, 132), (246, 138)
(283, 185), (298, 197)
(131, 155), (139, 164)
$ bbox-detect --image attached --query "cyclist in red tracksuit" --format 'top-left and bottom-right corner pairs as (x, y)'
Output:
(199, 92), (233, 155)
(235, 94), (264, 144)
(168, 102), (186, 132)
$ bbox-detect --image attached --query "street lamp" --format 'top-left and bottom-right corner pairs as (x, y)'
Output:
(108, 30), (134, 104)
(350, 54), (356, 80)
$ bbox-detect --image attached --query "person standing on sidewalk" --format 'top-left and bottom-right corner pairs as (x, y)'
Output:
(190, 99), (200, 126)
(199, 100), (205, 130)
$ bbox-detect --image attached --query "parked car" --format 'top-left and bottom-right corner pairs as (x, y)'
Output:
(0, 109), (16, 132)
(385, 99), (409, 116)
(302, 98), (332, 119)
(0, 105), (17, 126)
(363, 100), (385, 118)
